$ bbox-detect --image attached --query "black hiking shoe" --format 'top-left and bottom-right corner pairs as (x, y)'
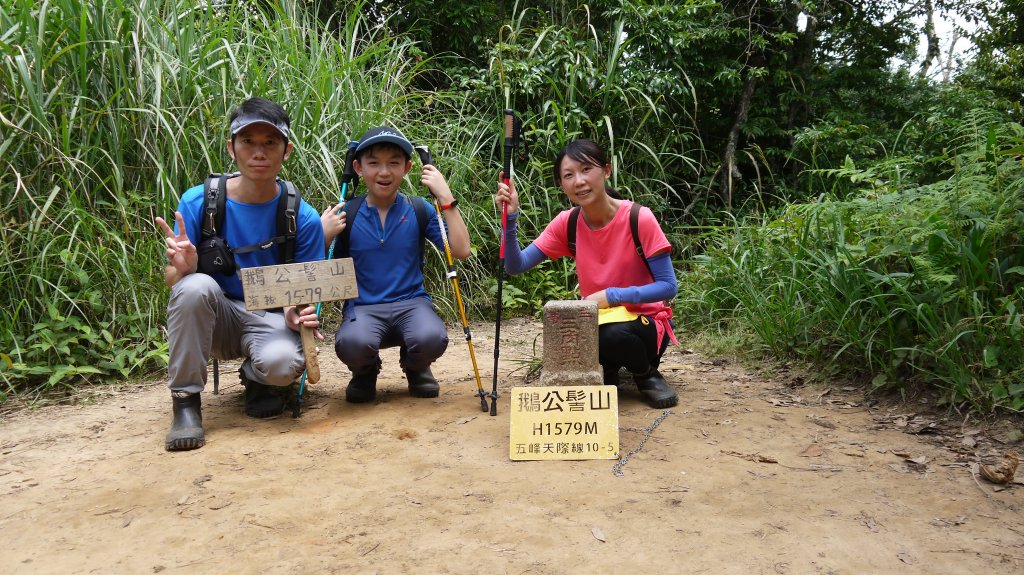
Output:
(241, 372), (289, 418)
(634, 369), (678, 409)
(405, 368), (440, 398)
(166, 392), (204, 451)
(346, 369), (378, 403)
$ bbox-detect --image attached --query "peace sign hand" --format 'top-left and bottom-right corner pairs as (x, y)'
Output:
(155, 211), (198, 277)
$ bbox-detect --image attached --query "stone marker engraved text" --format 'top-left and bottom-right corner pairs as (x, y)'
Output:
(540, 300), (602, 386)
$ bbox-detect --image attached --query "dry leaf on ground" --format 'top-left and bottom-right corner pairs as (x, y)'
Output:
(979, 451), (1019, 485)
(799, 444), (823, 458)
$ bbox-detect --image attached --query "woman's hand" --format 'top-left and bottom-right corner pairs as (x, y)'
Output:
(585, 290), (611, 309)
(495, 172), (520, 215)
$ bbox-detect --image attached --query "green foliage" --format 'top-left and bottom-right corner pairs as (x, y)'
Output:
(959, 0), (1024, 120)
(439, 3), (704, 309)
(482, 262), (579, 318)
(4, 0), (1022, 420)
(790, 80), (1011, 199)
(0, 304), (166, 399)
(0, 0), (444, 397)
(681, 114), (1024, 413)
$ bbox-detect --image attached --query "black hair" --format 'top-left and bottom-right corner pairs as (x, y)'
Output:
(228, 97), (290, 143)
(552, 138), (623, 199)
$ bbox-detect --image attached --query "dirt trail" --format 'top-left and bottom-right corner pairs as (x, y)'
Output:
(1, 319), (1021, 574)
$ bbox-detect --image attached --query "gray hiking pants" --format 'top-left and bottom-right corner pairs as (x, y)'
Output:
(166, 273), (305, 394)
(334, 298), (449, 374)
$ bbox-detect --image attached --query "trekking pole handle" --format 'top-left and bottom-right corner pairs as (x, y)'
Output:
(340, 140), (358, 186)
(502, 111), (517, 177)
(500, 110), (520, 259)
(414, 144), (433, 167)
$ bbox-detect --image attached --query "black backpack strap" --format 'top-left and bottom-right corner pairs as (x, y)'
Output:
(277, 179), (300, 264)
(566, 206), (582, 256)
(215, 177), (299, 264)
(629, 202), (654, 280)
(408, 194), (430, 268)
(332, 194), (429, 268)
(202, 174), (229, 240)
(334, 194), (366, 259)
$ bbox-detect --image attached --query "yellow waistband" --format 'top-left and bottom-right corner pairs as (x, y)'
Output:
(597, 306), (640, 325)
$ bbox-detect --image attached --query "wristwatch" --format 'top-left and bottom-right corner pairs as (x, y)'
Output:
(440, 199), (459, 211)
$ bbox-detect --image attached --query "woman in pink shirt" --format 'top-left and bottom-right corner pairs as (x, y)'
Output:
(496, 139), (679, 409)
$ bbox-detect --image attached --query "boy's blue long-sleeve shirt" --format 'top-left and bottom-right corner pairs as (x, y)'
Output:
(343, 193), (445, 311)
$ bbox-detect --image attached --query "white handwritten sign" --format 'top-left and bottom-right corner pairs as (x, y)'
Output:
(240, 258), (358, 384)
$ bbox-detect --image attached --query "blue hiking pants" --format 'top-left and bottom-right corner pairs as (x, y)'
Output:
(334, 298), (449, 374)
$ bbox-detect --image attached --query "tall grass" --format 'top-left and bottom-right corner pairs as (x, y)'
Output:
(0, 0), (471, 398)
(680, 113), (1024, 413)
(18, 0), (1016, 419)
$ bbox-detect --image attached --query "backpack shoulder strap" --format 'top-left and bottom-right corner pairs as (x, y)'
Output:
(334, 194), (366, 259)
(396, 193), (430, 269)
(332, 194), (430, 267)
(277, 179), (300, 264)
(630, 202), (655, 280)
(566, 206), (582, 256)
(410, 194), (430, 265)
(202, 174), (229, 240)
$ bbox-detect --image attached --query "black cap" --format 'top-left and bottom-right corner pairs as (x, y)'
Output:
(355, 126), (413, 159)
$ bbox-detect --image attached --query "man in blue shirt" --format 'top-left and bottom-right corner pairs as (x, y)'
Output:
(328, 126), (469, 403)
(155, 98), (325, 451)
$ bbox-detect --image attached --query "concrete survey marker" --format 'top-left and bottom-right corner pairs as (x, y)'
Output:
(539, 300), (602, 386)
(509, 300), (619, 461)
(240, 258), (358, 384)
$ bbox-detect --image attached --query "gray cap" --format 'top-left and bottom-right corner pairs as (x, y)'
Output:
(355, 126), (413, 158)
(229, 114), (290, 141)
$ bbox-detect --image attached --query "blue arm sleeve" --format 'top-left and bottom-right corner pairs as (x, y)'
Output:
(605, 252), (677, 305)
(503, 213), (548, 275)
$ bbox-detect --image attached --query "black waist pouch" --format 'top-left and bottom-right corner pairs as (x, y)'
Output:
(197, 236), (237, 275)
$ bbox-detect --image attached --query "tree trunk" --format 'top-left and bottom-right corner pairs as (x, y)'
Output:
(719, 72), (758, 210)
(942, 27), (960, 83)
(919, 0), (940, 79)
(787, 9), (817, 137)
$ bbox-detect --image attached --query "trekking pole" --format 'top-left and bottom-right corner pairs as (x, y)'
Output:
(492, 110), (522, 416)
(293, 140), (359, 416)
(414, 145), (488, 412)
(318, 140), (359, 309)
